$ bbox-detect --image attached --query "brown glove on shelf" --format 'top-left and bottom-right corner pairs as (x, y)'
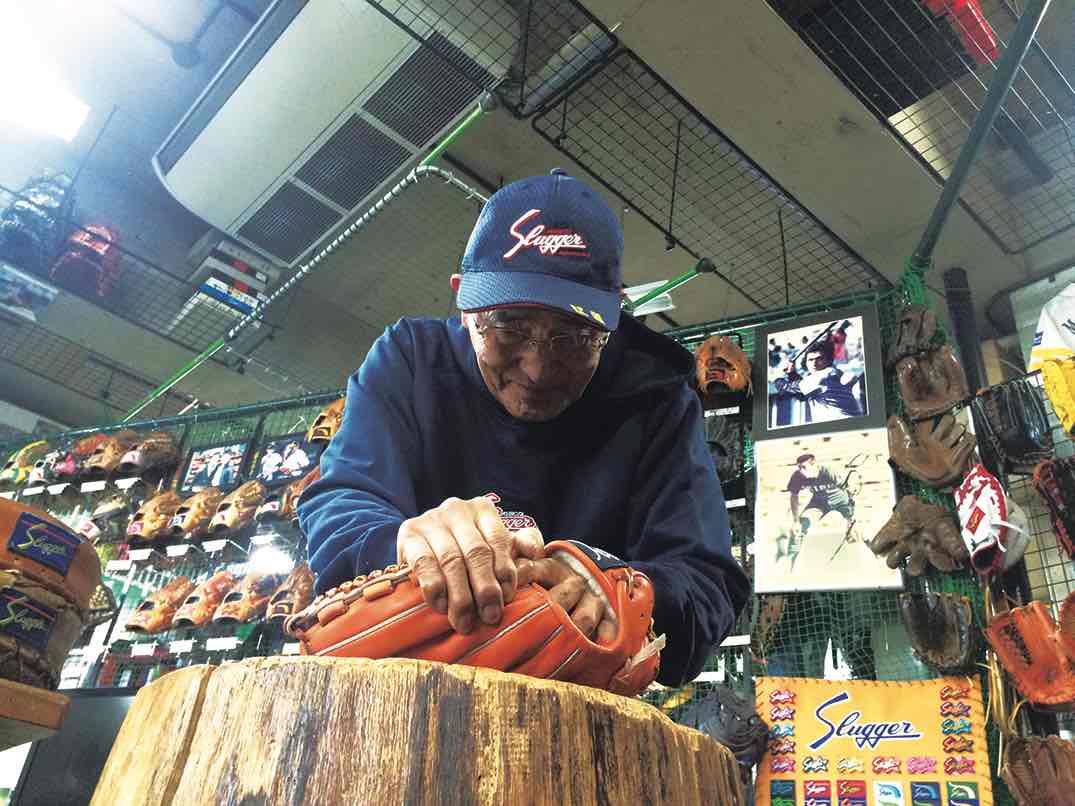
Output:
(895, 344), (970, 420)
(887, 414), (976, 488)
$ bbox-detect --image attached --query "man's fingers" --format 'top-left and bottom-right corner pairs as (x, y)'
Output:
(527, 557), (573, 589)
(445, 509), (505, 627)
(545, 575), (587, 615)
(568, 591), (606, 638)
(595, 616), (617, 644)
(515, 557), (536, 590)
(512, 527), (545, 560)
(398, 531), (447, 614)
(473, 502), (517, 606)
(423, 525), (479, 634)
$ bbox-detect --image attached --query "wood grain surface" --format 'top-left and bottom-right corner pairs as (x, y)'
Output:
(92, 656), (743, 806)
(0, 678), (68, 751)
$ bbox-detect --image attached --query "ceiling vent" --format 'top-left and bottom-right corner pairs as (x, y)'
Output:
(154, 0), (516, 267)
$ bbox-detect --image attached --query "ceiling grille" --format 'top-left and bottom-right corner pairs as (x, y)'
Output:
(238, 182), (343, 265)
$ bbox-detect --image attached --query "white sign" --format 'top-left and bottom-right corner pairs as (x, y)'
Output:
(0, 491), (13, 500)
(206, 636), (240, 651)
(131, 643), (156, 657)
(281, 642), (301, 656)
(726, 498), (746, 510)
(46, 483), (68, 495)
(170, 639), (195, 655)
(165, 544), (191, 558)
(81, 480), (108, 492)
(250, 532), (275, 546)
(201, 538), (228, 553)
(128, 548), (154, 562)
(115, 477), (142, 490)
(105, 559), (133, 572)
(21, 486), (44, 497)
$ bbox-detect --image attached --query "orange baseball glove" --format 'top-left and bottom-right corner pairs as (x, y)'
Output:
(695, 335), (752, 395)
(986, 594), (1075, 708)
(285, 540), (664, 697)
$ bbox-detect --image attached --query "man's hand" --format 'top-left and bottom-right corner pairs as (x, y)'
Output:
(396, 496), (543, 634)
(525, 554), (617, 643)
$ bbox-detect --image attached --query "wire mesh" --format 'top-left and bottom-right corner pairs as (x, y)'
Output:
(531, 50), (890, 311)
(770, 0), (1075, 254)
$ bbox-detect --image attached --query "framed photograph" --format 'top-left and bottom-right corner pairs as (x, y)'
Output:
(177, 440), (249, 494)
(252, 433), (322, 487)
(752, 303), (885, 441)
(0, 262), (58, 323)
(753, 428), (900, 594)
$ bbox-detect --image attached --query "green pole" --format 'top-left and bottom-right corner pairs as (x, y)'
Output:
(622, 258), (716, 312)
(121, 338), (226, 422)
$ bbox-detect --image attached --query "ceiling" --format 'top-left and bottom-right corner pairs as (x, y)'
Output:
(1, 0), (1073, 433)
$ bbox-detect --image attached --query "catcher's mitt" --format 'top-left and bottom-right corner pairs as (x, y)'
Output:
(887, 304), (937, 367)
(868, 495), (967, 575)
(896, 344), (970, 420)
(695, 335), (752, 395)
(956, 464), (1029, 576)
(209, 480), (266, 534)
(0, 569), (85, 690)
(286, 540), (663, 697)
(1034, 458), (1075, 559)
(887, 413), (976, 488)
(675, 686), (768, 790)
(1001, 735), (1075, 806)
(972, 379), (1053, 472)
(1041, 358), (1075, 435)
(986, 600), (1075, 708)
(898, 592), (978, 674)
(117, 430), (179, 475)
(307, 397), (345, 444)
(126, 491), (184, 545)
(0, 498), (102, 610)
(126, 577), (195, 634)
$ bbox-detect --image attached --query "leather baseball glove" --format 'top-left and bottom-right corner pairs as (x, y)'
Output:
(1001, 735), (1075, 806)
(896, 345), (970, 420)
(704, 413), (745, 487)
(887, 304), (937, 367)
(1041, 358), (1075, 435)
(307, 397), (345, 444)
(0, 498), (102, 610)
(674, 686), (768, 789)
(172, 571), (238, 628)
(126, 577), (195, 634)
(256, 468), (319, 523)
(986, 599), (1075, 708)
(82, 430), (141, 477)
(169, 487), (224, 541)
(0, 569), (85, 689)
(695, 335), (752, 395)
(898, 592), (978, 674)
(209, 480), (266, 534)
(1034, 458), (1075, 559)
(52, 434), (108, 481)
(972, 380), (1053, 472)
(286, 540), (663, 697)
(868, 495), (967, 575)
(126, 491), (184, 545)
(266, 563), (315, 623)
(956, 464), (1029, 576)
(887, 414), (976, 488)
(117, 430), (180, 475)
(0, 441), (49, 486)
(213, 571), (285, 624)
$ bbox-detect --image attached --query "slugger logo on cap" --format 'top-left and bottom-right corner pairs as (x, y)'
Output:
(503, 209), (589, 260)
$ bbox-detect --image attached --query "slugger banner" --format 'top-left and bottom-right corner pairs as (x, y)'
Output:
(755, 677), (993, 806)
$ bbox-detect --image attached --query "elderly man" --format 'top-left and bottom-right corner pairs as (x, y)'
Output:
(298, 170), (749, 685)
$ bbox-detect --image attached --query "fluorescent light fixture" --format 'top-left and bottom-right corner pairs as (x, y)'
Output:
(0, 5), (90, 141)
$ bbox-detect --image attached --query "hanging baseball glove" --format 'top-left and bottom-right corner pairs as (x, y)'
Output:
(985, 600), (1075, 708)
(898, 592), (978, 674)
(286, 540), (664, 697)
(1034, 458), (1075, 559)
(209, 480), (266, 534)
(695, 335), (752, 395)
(868, 495), (967, 575)
(955, 464), (1030, 576)
(972, 379), (1053, 472)
(1041, 358), (1075, 435)
(117, 431), (180, 475)
(675, 686), (768, 789)
(896, 344), (970, 420)
(704, 413), (745, 487)
(82, 430), (141, 478)
(1001, 735), (1075, 806)
(307, 397), (346, 444)
(0, 441), (49, 486)
(887, 414), (976, 487)
(126, 577), (195, 634)
(887, 304), (937, 367)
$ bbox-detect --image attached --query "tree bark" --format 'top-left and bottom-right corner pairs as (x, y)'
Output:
(93, 656), (743, 806)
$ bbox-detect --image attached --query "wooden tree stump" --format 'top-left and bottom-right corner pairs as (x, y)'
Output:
(92, 656), (743, 806)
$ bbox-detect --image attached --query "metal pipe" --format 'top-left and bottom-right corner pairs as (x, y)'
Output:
(622, 258), (715, 312)
(911, 0), (1052, 268)
(121, 338), (227, 422)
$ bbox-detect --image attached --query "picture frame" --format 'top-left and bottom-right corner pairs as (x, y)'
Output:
(753, 428), (900, 594)
(751, 302), (886, 442)
(251, 432), (322, 488)
(176, 439), (250, 495)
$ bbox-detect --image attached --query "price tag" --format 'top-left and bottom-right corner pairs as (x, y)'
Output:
(21, 486), (44, 497)
(206, 636), (240, 652)
(106, 559), (133, 572)
(47, 483), (69, 495)
(170, 639), (195, 655)
(81, 480), (107, 493)
(281, 642), (301, 656)
(0, 491), (13, 500)
(114, 477), (142, 490)
(705, 406), (740, 417)
(718, 634), (750, 648)
(726, 498), (747, 510)
(201, 539), (228, 553)
(165, 544), (191, 558)
(128, 548), (154, 562)
(250, 532), (275, 546)
(131, 643), (157, 657)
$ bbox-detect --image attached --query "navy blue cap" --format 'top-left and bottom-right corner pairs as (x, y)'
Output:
(457, 169), (623, 330)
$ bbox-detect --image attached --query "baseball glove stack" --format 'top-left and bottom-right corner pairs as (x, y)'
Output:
(0, 499), (104, 689)
(286, 540), (664, 697)
(972, 379), (1053, 474)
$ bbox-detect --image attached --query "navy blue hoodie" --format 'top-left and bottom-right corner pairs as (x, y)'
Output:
(298, 314), (751, 685)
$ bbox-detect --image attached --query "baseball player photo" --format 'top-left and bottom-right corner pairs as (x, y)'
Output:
(767, 315), (869, 429)
(754, 428), (900, 593)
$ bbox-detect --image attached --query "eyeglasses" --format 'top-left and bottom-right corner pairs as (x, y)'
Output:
(475, 322), (610, 361)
